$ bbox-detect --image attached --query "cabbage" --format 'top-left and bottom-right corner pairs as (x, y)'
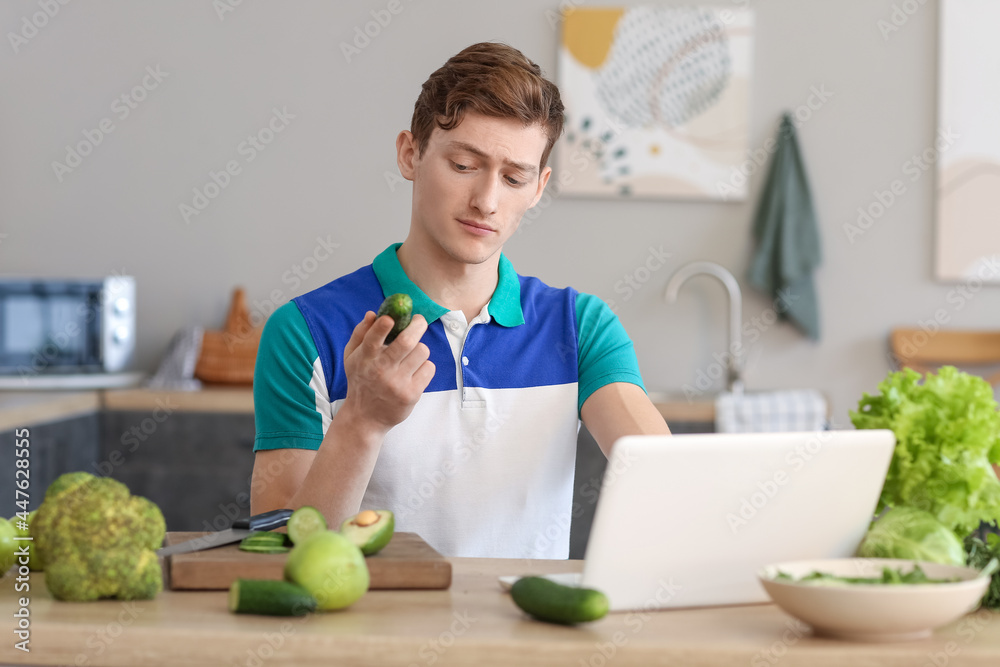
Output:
(856, 506), (966, 566)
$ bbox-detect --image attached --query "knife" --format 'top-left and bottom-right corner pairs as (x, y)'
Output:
(156, 508), (294, 557)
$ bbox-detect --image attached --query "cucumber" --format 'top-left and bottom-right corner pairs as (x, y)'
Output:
(228, 579), (317, 616)
(376, 293), (413, 344)
(239, 531), (291, 553)
(239, 544), (290, 554)
(287, 506), (327, 545)
(510, 576), (609, 625)
(241, 531), (287, 544)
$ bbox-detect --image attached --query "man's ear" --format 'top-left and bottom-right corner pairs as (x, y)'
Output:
(528, 165), (552, 209)
(396, 131), (418, 182)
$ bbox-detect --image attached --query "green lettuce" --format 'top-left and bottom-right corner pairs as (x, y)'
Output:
(850, 366), (1000, 539)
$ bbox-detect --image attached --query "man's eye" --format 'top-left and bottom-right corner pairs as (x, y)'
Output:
(505, 175), (523, 186)
(453, 163), (470, 171)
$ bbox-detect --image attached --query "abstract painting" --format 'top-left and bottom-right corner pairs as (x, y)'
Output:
(936, 0), (1000, 282)
(554, 6), (754, 200)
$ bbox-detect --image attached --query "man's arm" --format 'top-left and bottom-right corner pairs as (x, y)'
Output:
(251, 311), (434, 526)
(250, 403), (386, 526)
(580, 382), (670, 458)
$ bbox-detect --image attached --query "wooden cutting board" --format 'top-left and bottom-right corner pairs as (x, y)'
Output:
(162, 531), (451, 591)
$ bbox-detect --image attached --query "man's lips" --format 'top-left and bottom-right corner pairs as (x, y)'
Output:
(458, 219), (495, 233)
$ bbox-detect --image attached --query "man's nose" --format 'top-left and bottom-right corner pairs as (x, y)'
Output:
(470, 173), (500, 216)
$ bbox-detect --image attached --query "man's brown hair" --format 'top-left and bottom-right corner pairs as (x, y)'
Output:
(410, 42), (565, 170)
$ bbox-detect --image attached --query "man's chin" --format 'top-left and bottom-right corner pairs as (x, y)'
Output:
(443, 238), (502, 266)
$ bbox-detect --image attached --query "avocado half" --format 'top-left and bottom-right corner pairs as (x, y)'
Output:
(340, 510), (394, 556)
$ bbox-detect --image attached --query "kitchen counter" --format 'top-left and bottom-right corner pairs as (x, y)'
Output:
(2, 557), (998, 666)
(0, 388), (253, 431)
(101, 387), (254, 413)
(0, 387), (714, 425)
(0, 391), (100, 433)
(0, 387), (713, 422)
(103, 387), (717, 421)
(650, 395), (715, 423)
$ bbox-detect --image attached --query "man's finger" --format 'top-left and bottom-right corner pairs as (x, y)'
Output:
(412, 360), (436, 392)
(384, 314), (428, 361)
(362, 314), (397, 352)
(399, 341), (431, 376)
(344, 312), (376, 360)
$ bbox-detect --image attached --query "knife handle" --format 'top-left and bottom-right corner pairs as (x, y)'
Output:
(233, 508), (294, 532)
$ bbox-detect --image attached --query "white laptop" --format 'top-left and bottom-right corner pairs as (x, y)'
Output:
(502, 429), (896, 611)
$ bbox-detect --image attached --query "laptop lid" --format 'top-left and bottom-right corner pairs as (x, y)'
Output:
(580, 429), (896, 611)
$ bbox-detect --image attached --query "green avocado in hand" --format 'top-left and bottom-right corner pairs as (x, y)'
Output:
(376, 293), (413, 344)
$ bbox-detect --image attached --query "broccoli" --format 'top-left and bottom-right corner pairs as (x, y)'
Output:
(32, 472), (166, 601)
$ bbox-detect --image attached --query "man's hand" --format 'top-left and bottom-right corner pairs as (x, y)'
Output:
(340, 311), (436, 433)
(252, 312), (434, 523)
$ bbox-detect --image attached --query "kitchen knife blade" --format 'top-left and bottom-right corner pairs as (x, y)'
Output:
(156, 508), (294, 557)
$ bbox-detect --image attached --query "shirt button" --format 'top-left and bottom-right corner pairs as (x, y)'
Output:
(462, 356), (469, 366)
(448, 322), (459, 332)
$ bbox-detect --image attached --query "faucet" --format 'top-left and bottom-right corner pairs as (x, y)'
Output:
(664, 261), (745, 395)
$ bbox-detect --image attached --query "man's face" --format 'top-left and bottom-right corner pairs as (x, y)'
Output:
(398, 112), (552, 266)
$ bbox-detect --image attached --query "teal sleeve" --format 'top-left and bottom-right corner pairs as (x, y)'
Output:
(576, 292), (646, 415)
(253, 301), (326, 452)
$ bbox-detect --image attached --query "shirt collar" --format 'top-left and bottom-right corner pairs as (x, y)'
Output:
(489, 252), (525, 327)
(371, 243), (524, 327)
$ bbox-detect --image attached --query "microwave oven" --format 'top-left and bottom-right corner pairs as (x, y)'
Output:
(0, 276), (136, 382)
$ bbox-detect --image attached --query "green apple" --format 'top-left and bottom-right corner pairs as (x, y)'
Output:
(0, 518), (17, 577)
(284, 530), (369, 611)
(9, 513), (42, 571)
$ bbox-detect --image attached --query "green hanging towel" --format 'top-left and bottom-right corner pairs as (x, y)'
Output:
(747, 113), (822, 340)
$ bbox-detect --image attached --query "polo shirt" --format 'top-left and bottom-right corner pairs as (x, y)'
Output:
(253, 243), (645, 558)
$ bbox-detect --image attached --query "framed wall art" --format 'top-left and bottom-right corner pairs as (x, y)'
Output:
(936, 0), (1000, 282)
(554, 5), (755, 200)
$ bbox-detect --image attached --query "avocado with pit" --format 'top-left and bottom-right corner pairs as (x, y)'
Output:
(340, 510), (394, 556)
(376, 294), (413, 344)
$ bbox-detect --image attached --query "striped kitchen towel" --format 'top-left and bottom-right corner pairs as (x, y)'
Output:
(714, 389), (828, 433)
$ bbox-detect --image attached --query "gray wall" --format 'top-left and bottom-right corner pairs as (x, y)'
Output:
(2, 0), (994, 425)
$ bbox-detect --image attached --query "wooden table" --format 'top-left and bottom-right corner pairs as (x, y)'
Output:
(2, 557), (999, 666)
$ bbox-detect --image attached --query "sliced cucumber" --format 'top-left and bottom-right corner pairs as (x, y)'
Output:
(510, 576), (609, 625)
(228, 579), (317, 616)
(287, 506), (327, 545)
(239, 544), (290, 554)
(241, 530), (287, 543)
(239, 531), (291, 553)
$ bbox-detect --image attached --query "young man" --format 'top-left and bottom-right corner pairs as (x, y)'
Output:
(251, 42), (669, 559)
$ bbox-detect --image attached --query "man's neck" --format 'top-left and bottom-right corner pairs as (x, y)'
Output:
(396, 238), (500, 323)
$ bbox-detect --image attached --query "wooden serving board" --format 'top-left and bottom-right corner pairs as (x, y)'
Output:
(162, 531), (451, 591)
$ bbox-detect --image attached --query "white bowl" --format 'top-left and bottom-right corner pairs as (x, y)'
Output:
(758, 558), (990, 642)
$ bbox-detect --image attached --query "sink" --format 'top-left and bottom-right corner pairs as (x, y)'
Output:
(664, 261), (745, 394)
